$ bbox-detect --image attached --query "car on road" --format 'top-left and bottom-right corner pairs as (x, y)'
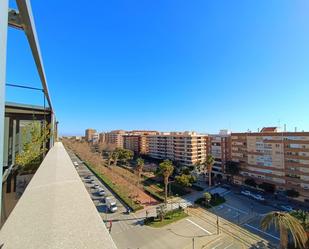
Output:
(241, 190), (251, 196)
(73, 162), (79, 167)
(252, 194), (265, 201)
(281, 205), (294, 212)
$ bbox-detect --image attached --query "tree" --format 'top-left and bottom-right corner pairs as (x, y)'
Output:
(286, 189), (300, 198)
(245, 178), (257, 188)
(290, 210), (309, 231)
(216, 174), (223, 183)
(261, 211), (307, 249)
(118, 149), (134, 165)
(135, 157), (145, 186)
(225, 161), (240, 183)
(175, 174), (195, 187)
(157, 160), (174, 203)
(107, 152), (113, 167)
(15, 122), (50, 173)
(204, 155), (215, 187)
(111, 150), (120, 166)
(259, 182), (275, 193)
(204, 192), (212, 205)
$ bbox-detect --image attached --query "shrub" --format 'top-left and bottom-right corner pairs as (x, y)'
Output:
(244, 178), (257, 188)
(195, 194), (225, 208)
(286, 189), (300, 198)
(144, 186), (165, 202)
(258, 182), (275, 193)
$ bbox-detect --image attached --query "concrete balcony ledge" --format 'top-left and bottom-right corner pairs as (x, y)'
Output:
(0, 142), (117, 249)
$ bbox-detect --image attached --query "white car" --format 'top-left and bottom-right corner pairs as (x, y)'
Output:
(73, 162), (79, 167)
(252, 194), (265, 201)
(98, 189), (105, 196)
(241, 190), (251, 196)
(281, 205), (294, 212)
(93, 184), (100, 189)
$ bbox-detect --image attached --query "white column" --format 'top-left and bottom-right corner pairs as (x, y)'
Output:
(0, 0), (9, 217)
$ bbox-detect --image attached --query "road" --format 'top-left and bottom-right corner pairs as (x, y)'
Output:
(66, 150), (277, 248)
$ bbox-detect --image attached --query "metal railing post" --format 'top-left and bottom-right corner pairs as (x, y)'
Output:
(0, 0), (9, 220)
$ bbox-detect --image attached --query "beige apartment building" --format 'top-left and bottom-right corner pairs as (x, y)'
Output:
(123, 131), (157, 155)
(147, 132), (210, 166)
(231, 127), (309, 202)
(99, 132), (105, 143)
(85, 128), (97, 142)
(105, 130), (126, 148)
(209, 130), (231, 177)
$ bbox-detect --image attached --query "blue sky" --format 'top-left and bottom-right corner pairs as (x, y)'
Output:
(6, 0), (309, 135)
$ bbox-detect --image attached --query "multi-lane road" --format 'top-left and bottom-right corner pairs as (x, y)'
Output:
(66, 149), (278, 249)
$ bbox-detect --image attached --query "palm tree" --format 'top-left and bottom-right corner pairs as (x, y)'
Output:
(205, 155), (215, 187)
(261, 211), (308, 249)
(157, 160), (174, 203)
(135, 157), (144, 187)
(291, 210), (309, 234)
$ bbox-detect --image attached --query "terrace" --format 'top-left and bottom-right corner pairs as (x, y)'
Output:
(0, 0), (118, 248)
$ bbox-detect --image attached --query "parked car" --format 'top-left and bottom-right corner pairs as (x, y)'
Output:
(281, 205), (294, 212)
(97, 189), (105, 196)
(252, 194), (265, 201)
(93, 184), (100, 189)
(241, 190), (251, 196)
(106, 197), (118, 212)
(73, 162), (79, 167)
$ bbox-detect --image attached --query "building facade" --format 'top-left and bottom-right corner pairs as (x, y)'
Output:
(147, 132), (210, 166)
(105, 130), (126, 148)
(85, 128), (96, 142)
(231, 127), (309, 202)
(209, 130), (231, 177)
(123, 131), (157, 154)
(99, 132), (105, 144)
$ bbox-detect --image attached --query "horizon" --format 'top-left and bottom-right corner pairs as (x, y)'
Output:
(6, 0), (309, 135)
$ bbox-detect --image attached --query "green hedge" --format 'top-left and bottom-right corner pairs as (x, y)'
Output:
(76, 156), (143, 212)
(144, 186), (165, 202)
(170, 182), (191, 196)
(195, 194), (226, 208)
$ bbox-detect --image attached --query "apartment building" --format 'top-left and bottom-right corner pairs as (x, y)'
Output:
(123, 131), (157, 155)
(85, 128), (97, 142)
(99, 132), (105, 143)
(209, 130), (231, 177)
(231, 127), (309, 202)
(105, 130), (126, 148)
(147, 132), (210, 166)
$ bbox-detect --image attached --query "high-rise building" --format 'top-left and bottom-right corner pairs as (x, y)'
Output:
(147, 131), (210, 166)
(231, 127), (309, 202)
(99, 132), (106, 143)
(105, 130), (126, 148)
(123, 130), (157, 154)
(209, 130), (231, 177)
(85, 128), (97, 142)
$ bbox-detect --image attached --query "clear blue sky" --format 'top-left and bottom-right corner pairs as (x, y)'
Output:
(6, 0), (309, 135)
